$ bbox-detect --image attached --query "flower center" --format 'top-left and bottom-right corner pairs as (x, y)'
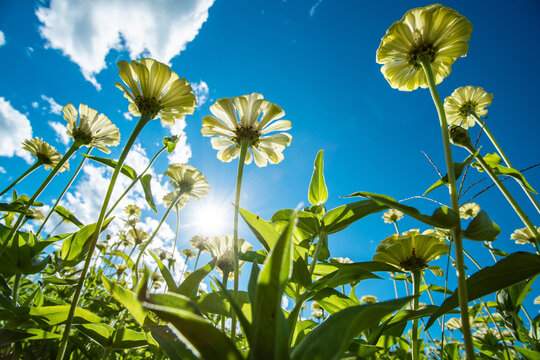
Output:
(72, 119), (94, 145)
(136, 96), (162, 119)
(408, 42), (438, 68)
(36, 153), (53, 165)
(459, 101), (477, 118)
(178, 180), (194, 194)
(233, 126), (260, 146)
(400, 255), (427, 271)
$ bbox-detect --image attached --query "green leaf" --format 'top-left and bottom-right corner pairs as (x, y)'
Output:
(310, 264), (382, 294)
(109, 251), (135, 269)
(472, 153), (538, 194)
(140, 174), (157, 213)
(61, 218), (114, 266)
(145, 325), (197, 360)
(251, 213), (297, 360)
(78, 323), (114, 347)
(515, 346), (540, 360)
(53, 205), (84, 228)
(344, 192), (459, 229)
(321, 200), (387, 234)
(424, 152), (477, 195)
(141, 301), (243, 360)
(0, 329), (60, 345)
(149, 251), (177, 292)
(111, 328), (149, 349)
(213, 283), (252, 340)
(310, 288), (359, 314)
(29, 305), (102, 325)
(291, 297), (412, 360)
(101, 275), (156, 326)
(240, 207), (279, 252)
(272, 209), (320, 238)
(308, 150), (328, 205)
(84, 154), (138, 180)
(463, 210), (501, 241)
(176, 259), (215, 299)
(426, 252), (540, 329)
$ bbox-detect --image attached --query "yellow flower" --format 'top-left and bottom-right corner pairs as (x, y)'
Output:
(190, 235), (209, 252)
(373, 230), (449, 272)
(164, 164), (210, 200)
(511, 226), (540, 245)
(459, 202), (480, 219)
(115, 58), (196, 124)
(129, 228), (150, 245)
(124, 204), (141, 218)
(444, 86), (494, 129)
(201, 93), (292, 167)
(206, 234), (252, 275)
(162, 191), (189, 211)
(63, 104), (120, 153)
(376, 4), (473, 91)
(382, 209), (404, 223)
(182, 248), (196, 259)
(360, 295), (378, 304)
(22, 137), (69, 172)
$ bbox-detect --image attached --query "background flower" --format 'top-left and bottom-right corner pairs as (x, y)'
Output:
(444, 86), (493, 129)
(22, 137), (69, 172)
(164, 163), (210, 200)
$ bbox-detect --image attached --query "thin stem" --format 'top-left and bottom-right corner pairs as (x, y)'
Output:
(173, 209), (180, 253)
(392, 273), (398, 299)
(412, 269), (421, 360)
(0, 162), (41, 197)
(37, 147), (92, 236)
(421, 59), (474, 359)
(46, 219), (65, 239)
(472, 112), (540, 215)
(134, 189), (185, 285)
(231, 140), (249, 341)
(194, 249), (202, 270)
(105, 145), (167, 219)
(465, 144), (540, 251)
(56, 117), (150, 360)
(0, 143), (79, 258)
(221, 271), (229, 332)
(392, 220), (400, 236)
(308, 233), (325, 277)
(12, 273), (21, 306)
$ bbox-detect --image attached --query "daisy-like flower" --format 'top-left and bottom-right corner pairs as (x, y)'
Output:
(373, 230), (449, 272)
(164, 164), (210, 200)
(22, 138), (69, 172)
(114, 264), (127, 276)
(153, 248), (171, 261)
(26, 209), (45, 221)
(62, 104), (120, 153)
(444, 86), (494, 129)
(201, 93), (292, 167)
(376, 4), (473, 91)
(124, 204), (141, 219)
(182, 249), (196, 259)
(162, 191), (190, 211)
(206, 234), (252, 275)
(511, 226), (540, 245)
(459, 202), (480, 219)
(190, 235), (209, 252)
(115, 58), (197, 124)
(382, 209), (404, 223)
(129, 228), (150, 245)
(360, 295), (379, 304)
(332, 257), (353, 264)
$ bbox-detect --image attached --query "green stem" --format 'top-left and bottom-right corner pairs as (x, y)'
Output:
(56, 117), (150, 360)
(0, 162), (41, 197)
(392, 273), (398, 299)
(105, 145), (167, 219)
(37, 147), (92, 236)
(465, 144), (540, 251)
(412, 269), (421, 360)
(472, 112), (540, 215)
(392, 220), (400, 236)
(308, 233), (325, 277)
(12, 273), (21, 306)
(173, 209), (180, 253)
(46, 219), (65, 239)
(194, 249), (202, 270)
(221, 271), (229, 332)
(0, 143), (79, 258)
(421, 59), (474, 359)
(134, 189), (185, 285)
(231, 140), (249, 341)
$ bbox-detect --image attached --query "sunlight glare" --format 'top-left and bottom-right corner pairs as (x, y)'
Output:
(191, 202), (229, 236)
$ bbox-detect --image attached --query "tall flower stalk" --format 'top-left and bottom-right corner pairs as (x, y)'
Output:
(376, 4), (475, 358)
(56, 58), (196, 360)
(202, 93), (292, 339)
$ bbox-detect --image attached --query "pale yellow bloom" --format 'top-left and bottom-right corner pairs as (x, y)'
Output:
(190, 235), (209, 252)
(124, 204), (141, 218)
(382, 209), (404, 223)
(182, 248), (196, 259)
(444, 86), (493, 129)
(376, 4), (473, 91)
(459, 202), (480, 219)
(202, 93), (292, 167)
(360, 295), (378, 304)
(162, 191), (189, 211)
(116, 58), (196, 124)
(164, 164), (210, 200)
(511, 226), (540, 245)
(206, 234), (252, 275)
(63, 104), (120, 153)
(22, 137), (69, 172)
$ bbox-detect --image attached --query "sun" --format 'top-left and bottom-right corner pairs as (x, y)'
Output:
(190, 201), (230, 236)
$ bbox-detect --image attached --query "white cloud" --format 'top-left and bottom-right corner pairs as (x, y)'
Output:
(0, 97), (33, 163)
(123, 111), (133, 121)
(41, 95), (63, 114)
(166, 121), (192, 164)
(36, 0), (215, 89)
(49, 121), (70, 145)
(31, 101), (39, 108)
(191, 80), (209, 106)
(309, 0), (323, 17)
(0, 166), (5, 174)
(0, 31), (5, 47)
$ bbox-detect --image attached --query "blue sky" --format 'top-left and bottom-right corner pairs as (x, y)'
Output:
(0, 0), (539, 307)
